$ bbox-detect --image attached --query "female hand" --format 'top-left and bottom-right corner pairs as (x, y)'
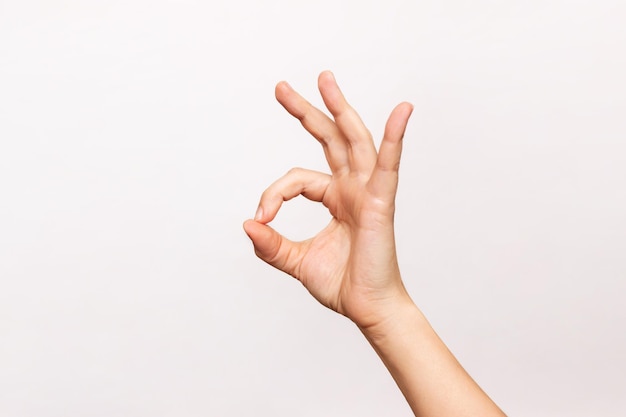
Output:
(243, 71), (414, 330)
(244, 72), (507, 417)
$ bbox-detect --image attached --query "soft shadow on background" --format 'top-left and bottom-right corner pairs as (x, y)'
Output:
(1, 1), (625, 416)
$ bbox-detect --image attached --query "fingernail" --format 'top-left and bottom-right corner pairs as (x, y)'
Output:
(254, 206), (263, 221)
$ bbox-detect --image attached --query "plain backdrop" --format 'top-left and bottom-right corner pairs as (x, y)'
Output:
(1, 1), (625, 416)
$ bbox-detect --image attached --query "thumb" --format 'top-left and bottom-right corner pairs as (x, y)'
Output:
(243, 219), (302, 277)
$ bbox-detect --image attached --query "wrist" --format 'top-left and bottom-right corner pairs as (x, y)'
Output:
(356, 292), (426, 346)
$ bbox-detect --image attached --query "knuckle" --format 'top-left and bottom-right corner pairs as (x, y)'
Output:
(259, 188), (272, 202)
(377, 160), (400, 173)
(286, 167), (304, 176)
(296, 106), (310, 122)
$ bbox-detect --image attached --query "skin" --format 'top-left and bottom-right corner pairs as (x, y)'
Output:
(243, 71), (506, 417)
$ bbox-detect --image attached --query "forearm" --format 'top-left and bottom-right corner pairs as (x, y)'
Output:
(359, 295), (506, 417)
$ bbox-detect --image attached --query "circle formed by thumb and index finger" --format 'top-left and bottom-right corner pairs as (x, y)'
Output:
(255, 168), (332, 224)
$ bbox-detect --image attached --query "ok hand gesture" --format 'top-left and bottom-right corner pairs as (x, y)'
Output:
(244, 71), (414, 330)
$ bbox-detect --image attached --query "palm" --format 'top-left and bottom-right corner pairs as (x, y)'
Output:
(244, 71), (413, 327)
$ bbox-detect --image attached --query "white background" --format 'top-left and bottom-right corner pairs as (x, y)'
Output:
(1, 1), (625, 416)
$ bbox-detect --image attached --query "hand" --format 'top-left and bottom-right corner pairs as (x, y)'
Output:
(243, 71), (414, 330)
(244, 73), (506, 416)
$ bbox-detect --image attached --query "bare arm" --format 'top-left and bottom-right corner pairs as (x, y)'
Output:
(243, 71), (505, 417)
